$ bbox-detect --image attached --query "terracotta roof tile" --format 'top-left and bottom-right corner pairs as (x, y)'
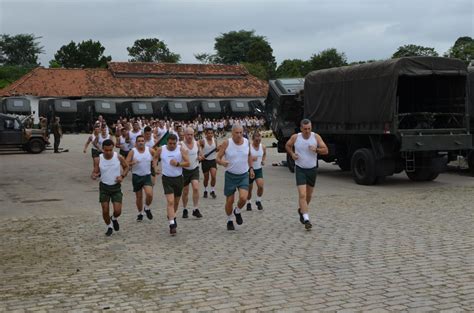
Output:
(1, 63), (268, 98)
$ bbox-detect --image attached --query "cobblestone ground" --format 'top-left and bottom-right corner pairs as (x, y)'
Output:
(0, 135), (473, 312)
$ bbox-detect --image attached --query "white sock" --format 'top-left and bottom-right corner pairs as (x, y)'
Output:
(227, 215), (233, 222)
(193, 207), (198, 212)
(256, 196), (262, 202)
(169, 219), (175, 225)
(247, 200), (251, 205)
(107, 223), (113, 229)
(144, 205), (150, 211)
(211, 187), (215, 192)
(139, 210), (144, 215)
(234, 207), (241, 214)
(111, 216), (117, 221)
(303, 213), (309, 221)
(205, 186), (209, 192)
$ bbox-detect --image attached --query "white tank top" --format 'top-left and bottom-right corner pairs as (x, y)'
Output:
(119, 136), (130, 152)
(295, 132), (318, 169)
(250, 143), (264, 170)
(129, 130), (142, 148)
(182, 140), (199, 170)
(131, 147), (152, 176)
(225, 138), (249, 175)
(161, 145), (183, 177)
(145, 137), (155, 149)
(90, 134), (99, 151)
(99, 152), (121, 185)
(97, 133), (110, 150)
(203, 137), (216, 160)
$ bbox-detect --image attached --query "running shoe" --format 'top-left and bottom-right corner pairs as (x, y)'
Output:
(192, 209), (203, 218)
(105, 227), (113, 236)
(203, 191), (208, 198)
(298, 208), (304, 224)
(182, 208), (189, 218)
(304, 220), (312, 230)
(210, 191), (216, 199)
(145, 209), (153, 220)
(234, 208), (243, 225)
(137, 214), (143, 222)
(111, 217), (119, 231)
(256, 201), (263, 211)
(246, 202), (252, 211)
(169, 223), (177, 235)
(227, 220), (235, 231)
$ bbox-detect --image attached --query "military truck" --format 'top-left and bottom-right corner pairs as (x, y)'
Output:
(157, 100), (196, 121)
(120, 101), (154, 120)
(0, 113), (48, 153)
(77, 100), (124, 131)
(38, 98), (80, 132)
(0, 97), (31, 116)
(266, 57), (472, 185)
(189, 100), (224, 119)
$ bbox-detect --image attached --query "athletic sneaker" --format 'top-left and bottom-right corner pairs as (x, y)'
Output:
(137, 214), (143, 222)
(304, 220), (312, 230)
(210, 191), (216, 199)
(145, 209), (153, 220)
(246, 202), (252, 211)
(111, 217), (119, 231)
(192, 209), (203, 218)
(182, 208), (189, 218)
(256, 201), (263, 211)
(227, 220), (235, 231)
(105, 227), (113, 236)
(298, 208), (304, 224)
(234, 208), (243, 225)
(203, 191), (208, 198)
(169, 223), (177, 235)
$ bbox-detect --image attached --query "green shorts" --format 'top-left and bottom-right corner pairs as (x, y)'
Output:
(295, 166), (317, 187)
(249, 168), (263, 184)
(162, 175), (184, 197)
(132, 174), (153, 192)
(201, 159), (217, 173)
(183, 167), (200, 185)
(91, 148), (101, 158)
(99, 182), (123, 203)
(224, 171), (249, 197)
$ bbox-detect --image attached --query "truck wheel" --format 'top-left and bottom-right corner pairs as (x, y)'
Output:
(286, 153), (295, 173)
(28, 138), (45, 154)
(468, 151), (474, 176)
(351, 148), (377, 185)
(406, 167), (439, 182)
(337, 158), (351, 171)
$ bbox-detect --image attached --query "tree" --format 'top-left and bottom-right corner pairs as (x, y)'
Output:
(445, 36), (474, 65)
(194, 53), (220, 64)
(213, 30), (276, 78)
(276, 59), (311, 78)
(51, 40), (112, 68)
(309, 48), (348, 71)
(0, 65), (35, 89)
(127, 38), (180, 63)
(241, 62), (268, 81)
(392, 44), (438, 58)
(0, 34), (44, 66)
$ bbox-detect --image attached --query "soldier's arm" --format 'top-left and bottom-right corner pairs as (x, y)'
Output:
(315, 134), (329, 155)
(285, 134), (297, 156)
(118, 155), (129, 177)
(216, 139), (228, 166)
(179, 147), (190, 168)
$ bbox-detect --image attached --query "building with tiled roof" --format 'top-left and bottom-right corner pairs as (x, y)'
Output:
(0, 62), (268, 124)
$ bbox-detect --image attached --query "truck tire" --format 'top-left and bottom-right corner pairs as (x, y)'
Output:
(468, 151), (474, 176)
(351, 148), (377, 185)
(28, 138), (45, 154)
(286, 152), (295, 173)
(406, 167), (439, 182)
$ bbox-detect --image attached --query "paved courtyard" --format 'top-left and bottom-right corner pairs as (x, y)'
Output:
(0, 134), (473, 312)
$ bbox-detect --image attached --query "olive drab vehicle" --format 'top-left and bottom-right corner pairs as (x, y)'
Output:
(0, 113), (48, 153)
(266, 57), (472, 185)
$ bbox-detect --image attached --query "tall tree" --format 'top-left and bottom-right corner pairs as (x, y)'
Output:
(51, 40), (111, 68)
(127, 38), (180, 63)
(444, 36), (474, 65)
(0, 33), (44, 66)
(276, 59), (311, 78)
(309, 48), (348, 71)
(213, 30), (276, 78)
(194, 53), (220, 64)
(392, 44), (438, 58)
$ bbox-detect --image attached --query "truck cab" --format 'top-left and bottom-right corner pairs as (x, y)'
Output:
(0, 113), (47, 153)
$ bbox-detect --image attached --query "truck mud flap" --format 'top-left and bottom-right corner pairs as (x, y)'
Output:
(400, 134), (472, 152)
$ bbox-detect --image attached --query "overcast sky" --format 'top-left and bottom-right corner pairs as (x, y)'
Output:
(0, 0), (472, 66)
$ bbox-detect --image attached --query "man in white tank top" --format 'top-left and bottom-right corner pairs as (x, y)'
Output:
(180, 127), (204, 219)
(199, 128), (218, 199)
(126, 135), (159, 222)
(117, 127), (131, 158)
(285, 119), (328, 230)
(247, 131), (266, 211)
(129, 121), (142, 149)
(155, 134), (190, 235)
(143, 126), (158, 186)
(216, 124), (255, 231)
(92, 139), (129, 236)
(83, 125), (101, 177)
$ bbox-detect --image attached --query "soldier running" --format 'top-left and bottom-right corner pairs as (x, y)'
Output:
(92, 139), (129, 236)
(199, 128), (218, 199)
(181, 127), (203, 219)
(155, 134), (190, 235)
(126, 135), (159, 222)
(285, 119), (328, 230)
(247, 131), (266, 211)
(216, 124), (254, 230)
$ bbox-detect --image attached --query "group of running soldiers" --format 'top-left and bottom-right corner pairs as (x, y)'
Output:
(83, 116), (328, 237)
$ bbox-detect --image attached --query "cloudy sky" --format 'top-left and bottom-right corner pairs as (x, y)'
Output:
(0, 0), (472, 66)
